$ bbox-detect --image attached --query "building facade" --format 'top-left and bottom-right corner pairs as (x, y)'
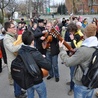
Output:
(65, 0), (98, 14)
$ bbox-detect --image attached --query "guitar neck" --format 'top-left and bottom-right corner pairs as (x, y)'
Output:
(58, 35), (74, 52)
(50, 27), (74, 52)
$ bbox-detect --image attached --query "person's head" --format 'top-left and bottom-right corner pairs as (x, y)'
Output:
(78, 16), (83, 22)
(53, 19), (58, 26)
(44, 19), (47, 25)
(18, 23), (22, 29)
(83, 18), (88, 23)
(84, 23), (97, 38)
(46, 21), (52, 31)
(1, 27), (6, 35)
(62, 26), (66, 31)
(22, 30), (34, 46)
(38, 19), (44, 27)
(66, 19), (70, 24)
(67, 23), (78, 34)
(76, 22), (82, 29)
(21, 18), (24, 22)
(4, 22), (16, 34)
(62, 18), (65, 21)
(93, 17), (97, 22)
(33, 23), (37, 29)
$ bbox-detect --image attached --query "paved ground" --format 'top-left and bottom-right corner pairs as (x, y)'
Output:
(40, 14), (98, 24)
(0, 14), (98, 98)
(0, 55), (98, 98)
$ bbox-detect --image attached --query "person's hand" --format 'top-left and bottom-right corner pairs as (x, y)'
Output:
(42, 30), (47, 34)
(70, 34), (74, 40)
(42, 55), (46, 58)
(59, 40), (64, 48)
(40, 36), (45, 40)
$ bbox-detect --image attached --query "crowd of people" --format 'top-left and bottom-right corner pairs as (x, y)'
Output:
(0, 15), (98, 98)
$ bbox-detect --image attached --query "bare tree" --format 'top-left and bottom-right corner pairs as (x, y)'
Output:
(0, 0), (11, 25)
(6, 0), (18, 19)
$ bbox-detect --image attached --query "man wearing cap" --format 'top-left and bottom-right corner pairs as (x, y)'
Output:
(34, 19), (47, 55)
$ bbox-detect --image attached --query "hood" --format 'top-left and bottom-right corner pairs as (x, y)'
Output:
(82, 36), (98, 47)
(19, 45), (37, 53)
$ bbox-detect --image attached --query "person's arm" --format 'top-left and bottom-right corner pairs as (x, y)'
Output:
(59, 47), (85, 67)
(3, 37), (21, 53)
(32, 51), (51, 71)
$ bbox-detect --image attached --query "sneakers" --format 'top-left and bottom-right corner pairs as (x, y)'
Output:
(47, 76), (53, 80)
(66, 82), (70, 85)
(21, 90), (26, 95)
(68, 89), (74, 96)
(15, 94), (27, 98)
(55, 78), (59, 82)
(95, 92), (98, 97)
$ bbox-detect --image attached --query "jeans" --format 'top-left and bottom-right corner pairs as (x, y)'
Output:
(74, 84), (94, 98)
(70, 66), (75, 90)
(14, 81), (21, 97)
(27, 81), (47, 98)
(46, 51), (59, 78)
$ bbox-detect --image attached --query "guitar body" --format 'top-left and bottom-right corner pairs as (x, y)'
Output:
(41, 68), (48, 77)
(42, 41), (50, 49)
(42, 35), (52, 49)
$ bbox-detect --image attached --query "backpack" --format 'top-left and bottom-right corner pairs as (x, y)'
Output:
(81, 47), (98, 89)
(11, 51), (41, 90)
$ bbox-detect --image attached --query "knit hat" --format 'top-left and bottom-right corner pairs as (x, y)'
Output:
(38, 19), (44, 23)
(84, 23), (97, 37)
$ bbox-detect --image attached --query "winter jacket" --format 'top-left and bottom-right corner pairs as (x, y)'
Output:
(19, 45), (51, 85)
(59, 46), (95, 85)
(3, 33), (21, 72)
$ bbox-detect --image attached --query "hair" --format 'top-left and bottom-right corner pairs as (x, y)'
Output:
(1, 27), (6, 35)
(22, 30), (34, 45)
(4, 22), (11, 31)
(92, 17), (98, 26)
(84, 23), (97, 37)
(67, 23), (78, 33)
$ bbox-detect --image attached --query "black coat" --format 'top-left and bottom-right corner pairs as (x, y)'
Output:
(34, 27), (46, 55)
(19, 45), (51, 84)
(50, 37), (60, 56)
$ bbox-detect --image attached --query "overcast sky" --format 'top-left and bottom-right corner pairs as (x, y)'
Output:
(16, 0), (65, 5)
(50, 0), (65, 5)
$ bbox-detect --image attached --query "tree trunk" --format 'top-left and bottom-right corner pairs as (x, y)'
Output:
(1, 8), (4, 26)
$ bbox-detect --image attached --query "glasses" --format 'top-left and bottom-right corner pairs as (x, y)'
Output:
(10, 26), (15, 28)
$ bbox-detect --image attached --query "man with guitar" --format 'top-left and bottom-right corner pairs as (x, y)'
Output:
(65, 22), (84, 95)
(59, 23), (97, 98)
(45, 21), (60, 82)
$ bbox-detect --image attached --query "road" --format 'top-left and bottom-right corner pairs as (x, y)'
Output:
(0, 14), (98, 98)
(40, 14), (98, 23)
(0, 55), (98, 98)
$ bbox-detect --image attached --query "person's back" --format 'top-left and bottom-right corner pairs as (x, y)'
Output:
(59, 23), (98, 98)
(21, 30), (51, 98)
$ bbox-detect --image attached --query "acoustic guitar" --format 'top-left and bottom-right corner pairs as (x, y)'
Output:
(50, 27), (75, 53)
